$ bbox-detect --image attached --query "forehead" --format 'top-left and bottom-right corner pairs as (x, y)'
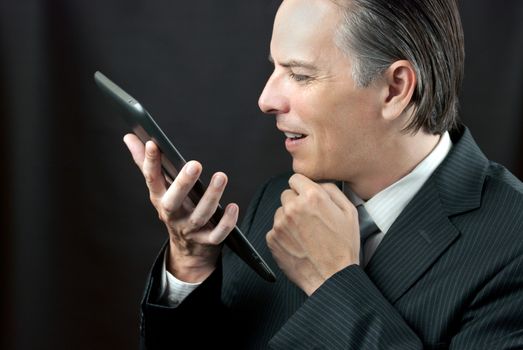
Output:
(271, 0), (343, 63)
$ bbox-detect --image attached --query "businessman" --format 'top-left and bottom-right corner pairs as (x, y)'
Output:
(124, 0), (523, 348)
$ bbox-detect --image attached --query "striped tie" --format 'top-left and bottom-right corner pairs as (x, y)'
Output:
(356, 204), (380, 266)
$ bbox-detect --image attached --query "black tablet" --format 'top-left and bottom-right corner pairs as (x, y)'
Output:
(94, 71), (276, 282)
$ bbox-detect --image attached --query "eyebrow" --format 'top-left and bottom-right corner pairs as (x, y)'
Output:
(268, 54), (318, 71)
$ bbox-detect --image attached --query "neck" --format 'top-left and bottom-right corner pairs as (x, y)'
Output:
(349, 131), (441, 200)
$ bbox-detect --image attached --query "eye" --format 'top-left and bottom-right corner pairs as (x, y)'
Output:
(289, 72), (312, 83)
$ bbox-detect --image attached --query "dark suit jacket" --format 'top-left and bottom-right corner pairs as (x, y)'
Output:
(140, 126), (523, 349)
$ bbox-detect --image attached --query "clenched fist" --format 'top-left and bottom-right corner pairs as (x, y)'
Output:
(266, 174), (360, 295)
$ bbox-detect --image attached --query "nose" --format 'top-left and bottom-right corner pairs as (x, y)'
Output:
(258, 73), (289, 115)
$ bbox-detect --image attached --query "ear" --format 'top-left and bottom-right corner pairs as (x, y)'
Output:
(380, 60), (417, 121)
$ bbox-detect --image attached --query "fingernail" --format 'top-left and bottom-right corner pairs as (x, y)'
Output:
(213, 175), (224, 188)
(146, 140), (156, 152)
(186, 162), (198, 176)
(227, 205), (237, 215)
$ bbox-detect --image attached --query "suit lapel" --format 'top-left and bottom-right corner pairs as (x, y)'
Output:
(365, 126), (489, 304)
(365, 180), (460, 303)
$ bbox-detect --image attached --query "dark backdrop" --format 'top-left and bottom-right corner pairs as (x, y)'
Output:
(1, 1), (522, 349)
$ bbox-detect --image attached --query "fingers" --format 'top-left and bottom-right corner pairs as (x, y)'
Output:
(183, 203), (239, 245)
(123, 133), (236, 244)
(288, 174), (335, 210)
(321, 183), (354, 212)
(123, 135), (170, 210)
(123, 133), (145, 171)
(143, 141), (168, 201)
(288, 174), (351, 211)
(123, 135), (169, 203)
(280, 189), (297, 206)
(206, 203), (239, 245)
(161, 160), (202, 215)
(288, 173), (317, 194)
(188, 172), (228, 230)
(269, 208), (301, 250)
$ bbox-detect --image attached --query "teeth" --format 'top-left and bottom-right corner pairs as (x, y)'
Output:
(284, 132), (304, 139)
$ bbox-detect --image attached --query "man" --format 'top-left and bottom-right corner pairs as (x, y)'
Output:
(124, 0), (523, 348)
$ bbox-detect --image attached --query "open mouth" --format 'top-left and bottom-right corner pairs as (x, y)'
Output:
(284, 132), (306, 140)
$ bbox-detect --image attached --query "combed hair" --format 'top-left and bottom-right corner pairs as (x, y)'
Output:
(332, 0), (465, 134)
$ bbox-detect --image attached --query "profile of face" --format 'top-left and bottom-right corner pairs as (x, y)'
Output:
(258, 0), (391, 183)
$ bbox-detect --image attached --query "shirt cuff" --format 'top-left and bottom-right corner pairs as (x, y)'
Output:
(158, 246), (202, 307)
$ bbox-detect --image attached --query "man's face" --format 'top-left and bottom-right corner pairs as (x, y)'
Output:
(258, 0), (386, 182)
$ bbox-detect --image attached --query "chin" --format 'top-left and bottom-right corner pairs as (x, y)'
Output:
(292, 156), (348, 182)
(292, 161), (327, 181)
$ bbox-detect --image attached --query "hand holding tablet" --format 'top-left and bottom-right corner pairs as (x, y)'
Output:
(94, 71), (276, 282)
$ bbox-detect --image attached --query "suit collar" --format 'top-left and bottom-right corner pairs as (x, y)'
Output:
(433, 125), (489, 216)
(365, 125), (490, 303)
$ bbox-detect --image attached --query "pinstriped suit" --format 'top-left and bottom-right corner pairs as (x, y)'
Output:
(140, 126), (523, 349)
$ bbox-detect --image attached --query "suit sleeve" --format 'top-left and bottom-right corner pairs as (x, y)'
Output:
(139, 244), (228, 349)
(139, 179), (273, 349)
(269, 255), (523, 349)
(269, 265), (424, 349)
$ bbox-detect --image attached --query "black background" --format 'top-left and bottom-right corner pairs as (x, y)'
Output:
(1, 1), (522, 349)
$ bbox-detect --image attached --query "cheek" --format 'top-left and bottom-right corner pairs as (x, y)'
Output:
(317, 107), (374, 168)
(291, 83), (379, 152)
(321, 122), (355, 162)
(292, 90), (350, 153)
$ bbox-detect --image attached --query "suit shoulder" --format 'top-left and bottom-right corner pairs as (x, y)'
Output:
(467, 162), (523, 249)
(447, 163), (523, 276)
(483, 162), (523, 212)
(485, 161), (523, 196)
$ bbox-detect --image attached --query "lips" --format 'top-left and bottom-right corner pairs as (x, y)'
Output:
(280, 129), (308, 153)
(277, 122), (308, 152)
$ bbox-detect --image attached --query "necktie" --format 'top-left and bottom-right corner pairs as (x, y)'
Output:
(356, 204), (380, 266)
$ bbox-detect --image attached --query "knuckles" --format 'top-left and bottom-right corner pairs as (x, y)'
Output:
(279, 188), (325, 219)
(218, 222), (232, 235)
(207, 233), (222, 246)
(266, 229), (277, 249)
(188, 216), (207, 229)
(280, 189), (294, 204)
(283, 201), (298, 218)
(346, 203), (358, 218)
(157, 206), (174, 224)
(159, 196), (177, 215)
(288, 173), (303, 187)
(272, 217), (284, 234)
(302, 188), (323, 206)
(272, 207), (286, 232)
(144, 171), (157, 186)
(273, 205), (298, 234)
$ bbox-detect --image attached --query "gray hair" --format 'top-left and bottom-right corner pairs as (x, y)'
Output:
(332, 0), (465, 134)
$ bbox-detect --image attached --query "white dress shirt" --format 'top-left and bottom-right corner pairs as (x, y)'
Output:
(159, 132), (453, 306)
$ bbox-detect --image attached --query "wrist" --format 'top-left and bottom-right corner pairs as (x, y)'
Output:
(167, 243), (218, 283)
